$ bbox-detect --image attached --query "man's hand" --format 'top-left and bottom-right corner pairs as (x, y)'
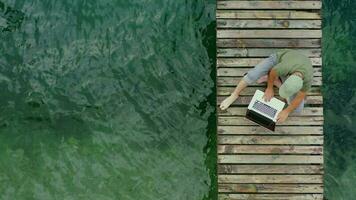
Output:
(263, 87), (274, 102)
(277, 109), (290, 123)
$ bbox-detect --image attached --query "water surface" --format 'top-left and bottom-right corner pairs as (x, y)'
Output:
(323, 0), (356, 199)
(1, 0), (356, 199)
(0, 1), (216, 199)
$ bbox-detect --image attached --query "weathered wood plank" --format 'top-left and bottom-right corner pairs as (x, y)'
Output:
(218, 126), (323, 135)
(218, 1), (322, 10)
(218, 135), (323, 145)
(218, 164), (324, 174)
(217, 86), (321, 96)
(218, 30), (322, 39)
(218, 19), (321, 29)
(217, 10), (321, 19)
(218, 193), (323, 200)
(217, 76), (322, 85)
(217, 77), (322, 86)
(217, 96), (323, 106)
(218, 155), (323, 164)
(218, 116), (324, 125)
(217, 48), (321, 57)
(217, 38), (321, 48)
(217, 57), (322, 67)
(217, 67), (322, 76)
(218, 107), (323, 116)
(218, 145), (323, 154)
(219, 183), (323, 193)
(218, 174), (323, 183)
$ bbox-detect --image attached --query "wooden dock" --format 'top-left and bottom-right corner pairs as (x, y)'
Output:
(216, 1), (323, 199)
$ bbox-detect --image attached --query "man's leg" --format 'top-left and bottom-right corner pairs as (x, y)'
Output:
(256, 74), (283, 87)
(288, 93), (305, 114)
(219, 79), (248, 110)
(220, 53), (278, 110)
(242, 53), (278, 85)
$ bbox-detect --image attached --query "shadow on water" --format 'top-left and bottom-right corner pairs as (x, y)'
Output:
(201, 19), (217, 200)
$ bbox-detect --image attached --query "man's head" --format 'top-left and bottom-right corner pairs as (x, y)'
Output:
(279, 74), (303, 99)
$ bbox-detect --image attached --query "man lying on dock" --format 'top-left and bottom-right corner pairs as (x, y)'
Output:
(219, 49), (313, 123)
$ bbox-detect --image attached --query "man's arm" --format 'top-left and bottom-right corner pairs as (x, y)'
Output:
(263, 68), (278, 101)
(267, 68), (278, 90)
(277, 90), (306, 122)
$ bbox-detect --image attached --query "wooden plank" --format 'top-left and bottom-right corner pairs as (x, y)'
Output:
(217, 57), (322, 67)
(217, 96), (323, 105)
(217, 77), (322, 86)
(217, 30), (322, 39)
(218, 135), (323, 145)
(219, 183), (323, 193)
(218, 126), (323, 135)
(217, 76), (322, 85)
(217, 19), (321, 29)
(218, 145), (323, 154)
(217, 48), (321, 57)
(218, 174), (323, 183)
(218, 107), (323, 116)
(218, 164), (324, 174)
(218, 155), (323, 164)
(218, 1), (322, 10)
(217, 10), (321, 19)
(217, 86), (321, 96)
(217, 67), (322, 76)
(218, 116), (324, 125)
(217, 38), (321, 48)
(218, 194), (323, 200)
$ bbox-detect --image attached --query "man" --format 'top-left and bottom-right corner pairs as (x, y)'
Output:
(219, 49), (313, 123)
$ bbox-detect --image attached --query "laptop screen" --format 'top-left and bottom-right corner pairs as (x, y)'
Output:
(252, 100), (278, 118)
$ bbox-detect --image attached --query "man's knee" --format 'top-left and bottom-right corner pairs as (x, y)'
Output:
(242, 73), (255, 85)
(242, 54), (277, 85)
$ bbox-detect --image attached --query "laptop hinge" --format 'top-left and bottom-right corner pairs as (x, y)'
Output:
(246, 109), (276, 131)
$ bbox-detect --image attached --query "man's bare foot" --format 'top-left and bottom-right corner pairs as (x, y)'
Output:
(220, 93), (239, 110)
(257, 75), (283, 88)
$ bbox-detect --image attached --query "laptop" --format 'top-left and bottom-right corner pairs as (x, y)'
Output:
(245, 90), (286, 131)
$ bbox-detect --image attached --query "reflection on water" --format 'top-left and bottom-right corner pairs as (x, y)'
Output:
(323, 0), (356, 199)
(0, 1), (216, 199)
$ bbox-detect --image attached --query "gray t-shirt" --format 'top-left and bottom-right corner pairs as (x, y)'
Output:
(273, 49), (313, 92)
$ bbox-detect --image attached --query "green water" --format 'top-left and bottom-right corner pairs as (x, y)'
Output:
(0, 0), (216, 199)
(1, 0), (356, 199)
(323, 0), (356, 199)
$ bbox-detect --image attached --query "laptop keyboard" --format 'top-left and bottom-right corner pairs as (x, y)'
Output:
(252, 100), (277, 118)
